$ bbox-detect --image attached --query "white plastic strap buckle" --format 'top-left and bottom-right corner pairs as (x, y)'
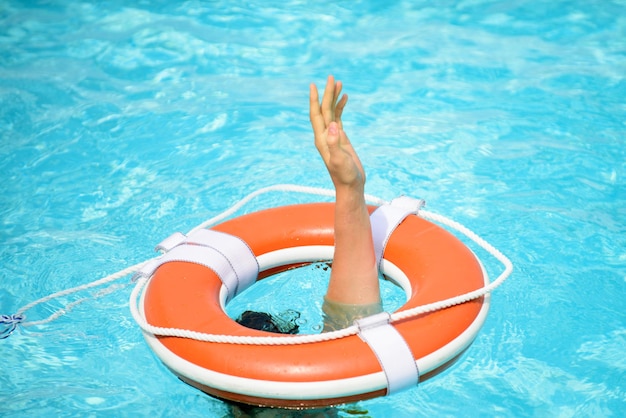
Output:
(155, 232), (186, 253)
(132, 229), (259, 302)
(355, 312), (420, 395)
(370, 196), (425, 270)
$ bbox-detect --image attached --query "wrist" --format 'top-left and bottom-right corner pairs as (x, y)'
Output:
(334, 183), (365, 200)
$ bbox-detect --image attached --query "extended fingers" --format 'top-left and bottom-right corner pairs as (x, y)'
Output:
(333, 80), (343, 106)
(321, 75), (337, 125)
(310, 75), (350, 153)
(331, 79), (348, 128)
(335, 93), (348, 126)
(309, 83), (326, 137)
(316, 75), (349, 126)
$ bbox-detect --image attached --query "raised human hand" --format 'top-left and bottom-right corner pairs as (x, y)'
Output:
(309, 75), (365, 189)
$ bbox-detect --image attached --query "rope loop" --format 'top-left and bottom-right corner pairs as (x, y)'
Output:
(1, 314), (25, 339)
(2, 184), (513, 345)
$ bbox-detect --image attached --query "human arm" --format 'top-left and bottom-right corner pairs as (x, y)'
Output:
(309, 75), (380, 305)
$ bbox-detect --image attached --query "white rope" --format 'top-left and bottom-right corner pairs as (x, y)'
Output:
(7, 184), (512, 346)
(15, 261), (150, 327)
(11, 184), (339, 328)
(129, 276), (360, 345)
(390, 210), (513, 322)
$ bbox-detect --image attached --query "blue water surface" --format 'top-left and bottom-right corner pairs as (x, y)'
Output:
(1, 0), (625, 416)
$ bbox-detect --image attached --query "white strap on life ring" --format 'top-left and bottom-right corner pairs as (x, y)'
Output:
(355, 312), (419, 394)
(362, 196), (424, 394)
(132, 229), (259, 302)
(370, 196), (425, 270)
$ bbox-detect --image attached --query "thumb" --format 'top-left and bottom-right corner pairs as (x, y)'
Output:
(327, 121), (340, 148)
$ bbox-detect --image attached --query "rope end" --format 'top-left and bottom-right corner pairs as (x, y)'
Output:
(1, 314), (25, 339)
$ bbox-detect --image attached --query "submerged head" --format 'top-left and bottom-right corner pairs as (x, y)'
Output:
(235, 310), (300, 335)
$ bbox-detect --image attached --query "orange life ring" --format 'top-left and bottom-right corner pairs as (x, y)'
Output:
(139, 202), (489, 408)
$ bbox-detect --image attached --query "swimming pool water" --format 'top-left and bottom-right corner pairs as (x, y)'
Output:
(1, 0), (625, 416)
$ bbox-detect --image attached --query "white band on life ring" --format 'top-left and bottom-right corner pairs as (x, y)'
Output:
(370, 196), (425, 270)
(355, 312), (419, 394)
(133, 229), (259, 302)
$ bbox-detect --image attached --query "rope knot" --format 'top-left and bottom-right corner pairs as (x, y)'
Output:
(1, 314), (25, 339)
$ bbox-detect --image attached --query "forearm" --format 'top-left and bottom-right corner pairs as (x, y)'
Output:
(325, 186), (380, 305)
